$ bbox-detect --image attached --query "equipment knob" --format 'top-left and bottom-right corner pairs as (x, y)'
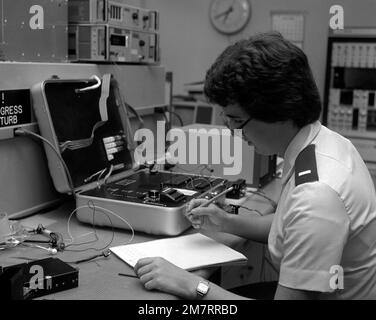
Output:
(148, 189), (160, 201)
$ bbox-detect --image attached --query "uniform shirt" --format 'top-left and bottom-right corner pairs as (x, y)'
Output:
(268, 121), (376, 299)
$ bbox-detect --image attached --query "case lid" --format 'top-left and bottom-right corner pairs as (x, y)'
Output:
(39, 74), (136, 192)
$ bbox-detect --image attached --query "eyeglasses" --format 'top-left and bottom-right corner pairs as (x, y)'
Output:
(220, 111), (252, 138)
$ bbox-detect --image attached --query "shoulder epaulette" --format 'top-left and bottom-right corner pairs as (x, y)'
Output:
(295, 144), (319, 186)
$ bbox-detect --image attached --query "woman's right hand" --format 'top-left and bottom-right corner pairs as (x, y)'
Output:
(185, 199), (229, 232)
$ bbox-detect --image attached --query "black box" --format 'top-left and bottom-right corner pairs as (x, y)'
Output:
(0, 258), (78, 300)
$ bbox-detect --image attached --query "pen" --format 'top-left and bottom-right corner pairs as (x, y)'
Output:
(118, 273), (139, 278)
(198, 186), (234, 208)
(186, 186), (235, 218)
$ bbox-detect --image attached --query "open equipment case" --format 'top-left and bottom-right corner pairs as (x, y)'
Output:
(31, 74), (227, 235)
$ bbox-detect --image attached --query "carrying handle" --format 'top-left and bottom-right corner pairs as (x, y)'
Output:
(75, 75), (102, 93)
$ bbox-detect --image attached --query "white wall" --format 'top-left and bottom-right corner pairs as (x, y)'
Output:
(145, 0), (376, 98)
(145, 0), (228, 95)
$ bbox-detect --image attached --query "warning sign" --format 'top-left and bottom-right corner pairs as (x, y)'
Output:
(0, 89), (32, 128)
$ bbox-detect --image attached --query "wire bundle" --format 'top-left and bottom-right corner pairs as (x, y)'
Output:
(59, 120), (106, 152)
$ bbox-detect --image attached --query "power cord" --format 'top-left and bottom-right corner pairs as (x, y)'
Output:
(167, 110), (184, 127)
(64, 249), (112, 265)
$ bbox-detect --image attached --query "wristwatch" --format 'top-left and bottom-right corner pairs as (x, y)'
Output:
(196, 280), (210, 298)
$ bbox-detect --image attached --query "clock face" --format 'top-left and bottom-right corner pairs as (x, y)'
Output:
(209, 0), (252, 35)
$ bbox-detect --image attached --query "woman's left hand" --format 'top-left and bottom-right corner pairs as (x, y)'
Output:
(134, 257), (201, 299)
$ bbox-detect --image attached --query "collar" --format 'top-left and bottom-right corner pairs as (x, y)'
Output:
(281, 121), (322, 186)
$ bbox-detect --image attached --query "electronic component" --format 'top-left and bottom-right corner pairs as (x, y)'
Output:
(192, 179), (211, 190)
(226, 179), (247, 199)
(32, 78), (135, 191)
(197, 185), (234, 208)
(32, 77), (229, 236)
(147, 189), (160, 201)
(34, 224), (65, 252)
(160, 188), (186, 203)
(68, 0), (159, 32)
(68, 24), (160, 64)
(0, 258), (78, 300)
(327, 88), (376, 132)
(77, 170), (225, 235)
(89, 171), (223, 207)
(166, 175), (192, 187)
(103, 135), (126, 161)
(324, 29), (376, 166)
(68, 1), (160, 64)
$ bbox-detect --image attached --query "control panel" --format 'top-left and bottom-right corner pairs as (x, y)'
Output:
(68, 24), (159, 63)
(107, 1), (159, 32)
(324, 29), (376, 165)
(68, 0), (160, 64)
(327, 89), (375, 132)
(69, 0), (159, 32)
(81, 171), (226, 208)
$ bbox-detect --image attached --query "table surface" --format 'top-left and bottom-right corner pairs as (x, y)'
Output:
(1, 178), (282, 300)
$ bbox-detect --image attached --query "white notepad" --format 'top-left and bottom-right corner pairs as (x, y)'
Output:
(110, 233), (247, 271)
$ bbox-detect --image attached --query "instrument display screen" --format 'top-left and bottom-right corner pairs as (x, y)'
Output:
(110, 35), (126, 46)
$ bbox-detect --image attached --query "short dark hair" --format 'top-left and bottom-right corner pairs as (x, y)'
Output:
(204, 32), (322, 128)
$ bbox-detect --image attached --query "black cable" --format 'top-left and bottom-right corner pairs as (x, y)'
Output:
(168, 110), (184, 127)
(64, 249), (111, 265)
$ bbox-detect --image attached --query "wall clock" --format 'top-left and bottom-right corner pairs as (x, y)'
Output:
(209, 0), (252, 35)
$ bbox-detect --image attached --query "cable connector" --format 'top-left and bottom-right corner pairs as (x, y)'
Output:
(73, 249), (111, 264)
(226, 179), (247, 199)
